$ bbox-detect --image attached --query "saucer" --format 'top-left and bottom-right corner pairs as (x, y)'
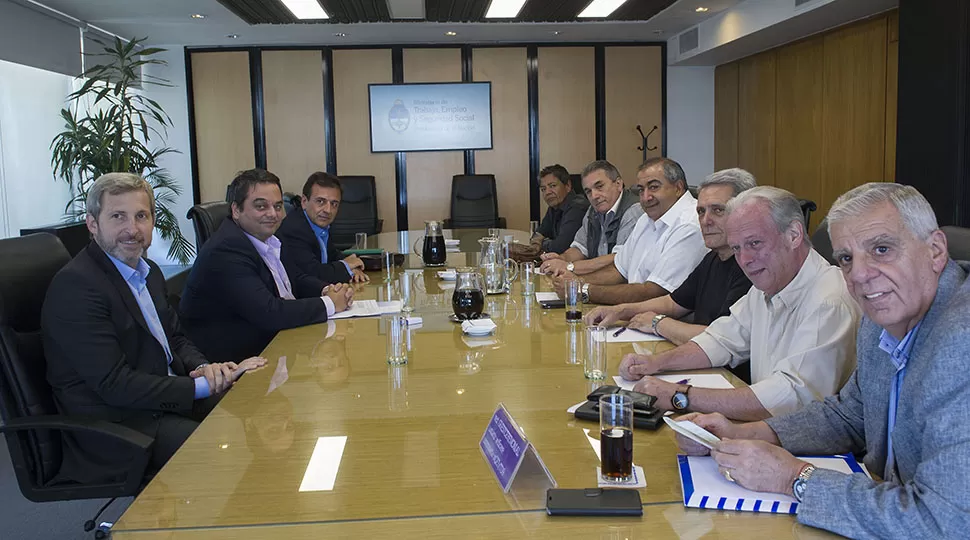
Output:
(449, 313), (490, 323)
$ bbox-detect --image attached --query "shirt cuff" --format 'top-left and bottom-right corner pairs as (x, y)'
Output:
(321, 295), (336, 316)
(690, 331), (732, 367)
(194, 376), (211, 399)
(747, 374), (801, 417)
(340, 260), (353, 276)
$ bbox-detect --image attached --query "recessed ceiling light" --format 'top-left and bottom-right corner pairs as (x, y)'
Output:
(485, 0), (527, 18)
(333, 32), (347, 37)
(551, 31), (562, 35)
(653, 30), (664, 35)
(190, 14), (205, 19)
(578, 0), (629, 18)
(226, 34), (239, 39)
(445, 31), (457, 36)
(281, 0), (329, 20)
(695, 7), (709, 13)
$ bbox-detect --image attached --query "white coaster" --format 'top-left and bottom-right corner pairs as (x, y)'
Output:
(596, 465), (646, 489)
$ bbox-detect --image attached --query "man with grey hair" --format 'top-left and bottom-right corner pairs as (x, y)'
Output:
(678, 183), (970, 539)
(619, 186), (859, 421)
(539, 160), (643, 276)
(42, 173), (266, 484)
(584, 168), (756, 362)
(548, 157), (709, 305)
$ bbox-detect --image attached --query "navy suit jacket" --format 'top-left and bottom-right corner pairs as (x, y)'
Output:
(42, 241), (207, 483)
(277, 209), (353, 288)
(180, 219), (330, 363)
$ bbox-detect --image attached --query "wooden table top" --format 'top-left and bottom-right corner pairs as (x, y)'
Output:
(112, 229), (831, 538)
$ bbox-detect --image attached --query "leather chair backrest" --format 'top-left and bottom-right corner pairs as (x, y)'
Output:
(331, 176), (380, 248)
(0, 233), (72, 485)
(569, 173), (585, 196)
(942, 225), (970, 261)
(186, 201), (230, 251)
(688, 185), (699, 199)
(450, 174), (500, 229)
(798, 199), (817, 230)
(811, 219), (836, 266)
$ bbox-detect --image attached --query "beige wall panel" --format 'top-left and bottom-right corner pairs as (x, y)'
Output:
(738, 51), (776, 186)
(262, 50), (327, 195)
(538, 46), (595, 201)
(774, 37), (824, 230)
(885, 39), (898, 183)
(714, 63), (739, 171)
(191, 51), (254, 202)
(473, 48), (529, 231)
(605, 46), (663, 182)
(403, 48), (464, 230)
(332, 49), (396, 230)
(820, 16), (888, 223)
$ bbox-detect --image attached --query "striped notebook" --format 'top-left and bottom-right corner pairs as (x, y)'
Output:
(677, 454), (868, 514)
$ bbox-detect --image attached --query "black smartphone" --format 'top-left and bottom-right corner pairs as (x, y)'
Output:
(539, 299), (566, 309)
(546, 488), (643, 516)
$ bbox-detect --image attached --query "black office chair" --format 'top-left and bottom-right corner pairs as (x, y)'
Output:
(798, 199), (817, 229)
(811, 219), (836, 265)
(444, 174), (507, 229)
(282, 192), (302, 216)
(942, 225), (970, 261)
(688, 185), (699, 199)
(0, 234), (153, 508)
(569, 173), (585, 196)
(331, 176), (384, 250)
(186, 201), (230, 251)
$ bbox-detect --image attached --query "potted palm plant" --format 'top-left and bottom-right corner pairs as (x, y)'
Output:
(51, 36), (193, 264)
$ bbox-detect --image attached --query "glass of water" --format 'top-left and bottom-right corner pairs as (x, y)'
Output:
(382, 249), (395, 283)
(520, 261), (535, 296)
(399, 272), (415, 313)
(585, 325), (607, 380)
(529, 220), (539, 239)
(355, 232), (368, 250)
(386, 314), (408, 365)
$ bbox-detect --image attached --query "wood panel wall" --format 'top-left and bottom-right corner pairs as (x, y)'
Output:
(191, 51), (254, 202)
(262, 50), (327, 195)
(332, 49), (396, 231)
(403, 48), (464, 230)
(473, 48), (530, 231)
(714, 11), (897, 231)
(604, 46), (664, 181)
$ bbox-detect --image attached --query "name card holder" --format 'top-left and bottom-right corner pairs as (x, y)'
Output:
(479, 403), (557, 493)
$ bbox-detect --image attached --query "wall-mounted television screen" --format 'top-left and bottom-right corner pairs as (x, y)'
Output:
(368, 82), (492, 153)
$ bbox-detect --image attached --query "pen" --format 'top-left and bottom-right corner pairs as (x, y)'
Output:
(612, 327), (627, 338)
(676, 378), (690, 385)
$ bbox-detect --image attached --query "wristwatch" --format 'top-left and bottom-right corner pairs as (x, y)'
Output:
(651, 314), (668, 337)
(671, 384), (692, 411)
(566, 262), (575, 272)
(580, 283), (590, 303)
(792, 464), (816, 502)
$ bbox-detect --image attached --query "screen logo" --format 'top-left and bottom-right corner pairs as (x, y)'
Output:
(388, 99), (410, 132)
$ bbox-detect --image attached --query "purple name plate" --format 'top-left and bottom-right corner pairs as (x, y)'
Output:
(479, 404), (529, 492)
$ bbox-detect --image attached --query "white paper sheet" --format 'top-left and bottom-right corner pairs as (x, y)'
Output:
(602, 327), (666, 343)
(612, 373), (735, 391)
(534, 292), (560, 302)
(330, 300), (403, 319)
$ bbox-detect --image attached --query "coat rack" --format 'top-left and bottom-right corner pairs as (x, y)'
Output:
(636, 125), (658, 162)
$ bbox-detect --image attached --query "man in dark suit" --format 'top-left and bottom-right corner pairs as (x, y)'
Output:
(278, 171), (368, 286)
(180, 169), (354, 364)
(42, 173), (266, 484)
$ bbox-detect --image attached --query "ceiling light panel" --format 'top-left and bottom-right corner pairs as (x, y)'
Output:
(387, 0), (425, 20)
(578, 0), (630, 18)
(281, 0), (329, 20)
(486, 0), (528, 18)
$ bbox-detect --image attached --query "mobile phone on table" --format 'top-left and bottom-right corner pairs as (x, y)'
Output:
(546, 488), (642, 516)
(539, 299), (566, 309)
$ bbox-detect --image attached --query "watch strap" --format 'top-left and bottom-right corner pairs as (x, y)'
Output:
(651, 314), (668, 336)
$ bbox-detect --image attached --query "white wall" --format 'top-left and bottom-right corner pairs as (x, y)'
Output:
(666, 65), (715, 187)
(0, 59), (74, 238)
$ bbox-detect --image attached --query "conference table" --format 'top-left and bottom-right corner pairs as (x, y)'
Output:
(110, 229), (836, 538)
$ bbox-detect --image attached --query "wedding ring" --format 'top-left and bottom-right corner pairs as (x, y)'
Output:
(722, 469), (735, 483)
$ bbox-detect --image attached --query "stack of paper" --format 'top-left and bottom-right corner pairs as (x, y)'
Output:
(445, 238), (460, 253)
(330, 300), (402, 319)
(535, 292), (560, 302)
(612, 373), (734, 392)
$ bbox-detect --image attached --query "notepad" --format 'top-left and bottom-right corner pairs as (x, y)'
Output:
(535, 292), (561, 302)
(604, 327), (666, 343)
(677, 454), (869, 514)
(612, 373), (734, 392)
(330, 300), (402, 319)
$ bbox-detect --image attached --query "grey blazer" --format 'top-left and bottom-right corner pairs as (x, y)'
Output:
(766, 260), (970, 539)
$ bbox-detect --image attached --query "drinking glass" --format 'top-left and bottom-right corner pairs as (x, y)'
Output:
(520, 261), (535, 296)
(585, 325), (607, 380)
(529, 220), (539, 239)
(386, 315), (408, 365)
(599, 394), (634, 482)
(355, 232), (367, 250)
(564, 279), (583, 323)
(382, 249), (395, 283)
(488, 227), (500, 239)
(399, 272), (415, 313)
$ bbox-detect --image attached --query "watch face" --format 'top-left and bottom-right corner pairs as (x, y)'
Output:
(793, 479), (806, 502)
(671, 392), (689, 410)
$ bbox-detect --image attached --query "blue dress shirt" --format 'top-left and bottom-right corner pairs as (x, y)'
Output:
(304, 210), (353, 275)
(106, 254), (210, 399)
(877, 321), (922, 483)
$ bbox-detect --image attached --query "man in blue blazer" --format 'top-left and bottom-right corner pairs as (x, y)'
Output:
(277, 171), (368, 286)
(43, 173), (265, 484)
(676, 183), (970, 539)
(180, 169), (354, 364)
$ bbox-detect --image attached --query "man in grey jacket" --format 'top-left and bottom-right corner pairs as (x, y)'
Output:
(676, 183), (970, 539)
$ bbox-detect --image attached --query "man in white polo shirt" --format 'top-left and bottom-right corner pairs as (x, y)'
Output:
(552, 157), (708, 306)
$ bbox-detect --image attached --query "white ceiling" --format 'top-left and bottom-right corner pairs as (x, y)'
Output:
(29, 0), (743, 47)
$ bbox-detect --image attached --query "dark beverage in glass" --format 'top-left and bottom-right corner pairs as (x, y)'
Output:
(565, 310), (583, 322)
(423, 235), (447, 267)
(452, 289), (485, 320)
(600, 427), (634, 480)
